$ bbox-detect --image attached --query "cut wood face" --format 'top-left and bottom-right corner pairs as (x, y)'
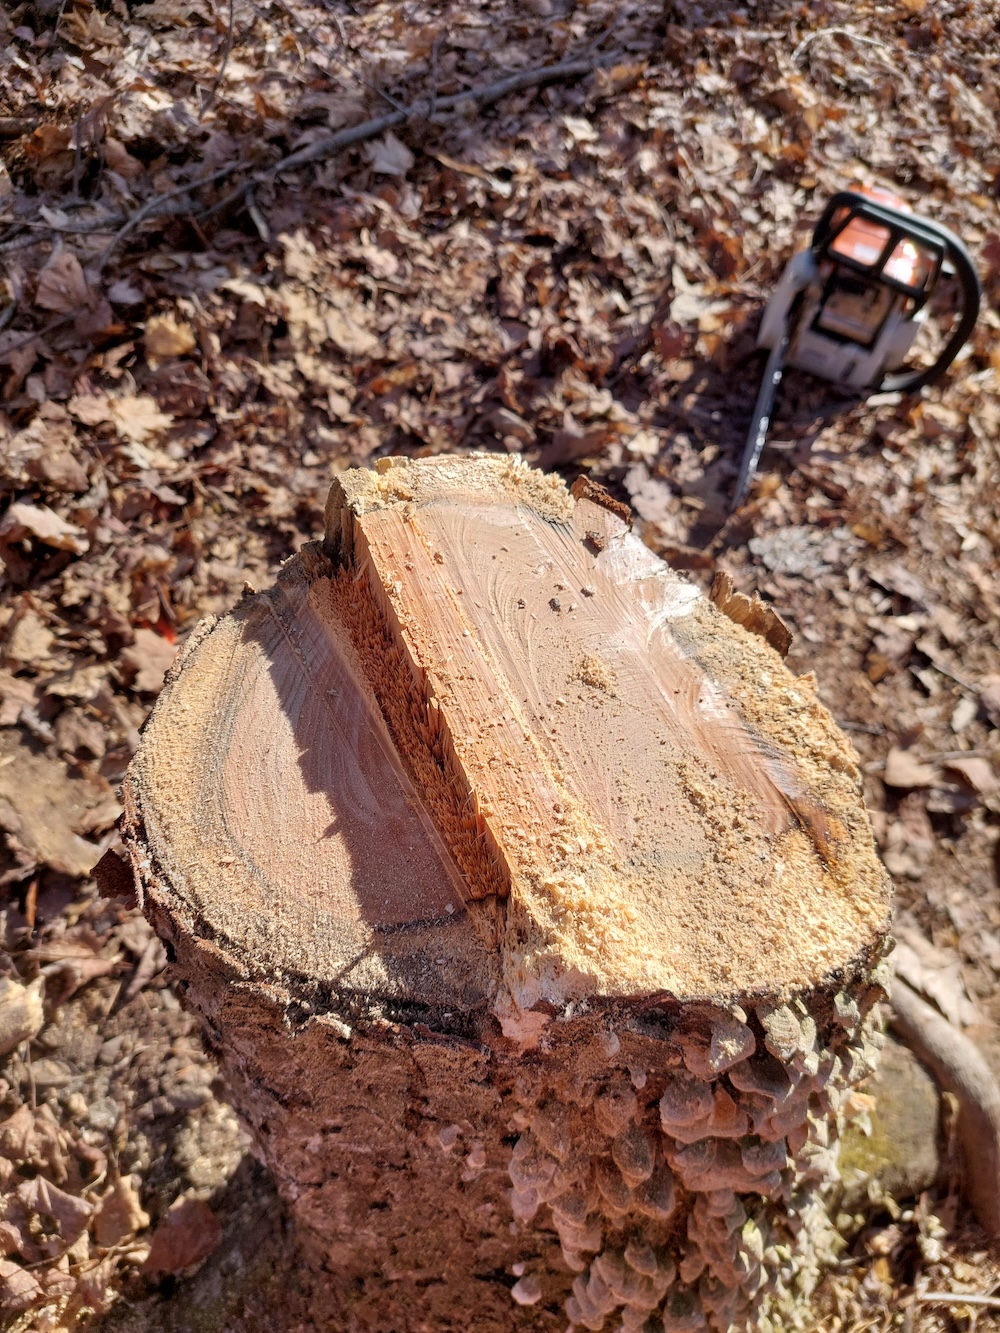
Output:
(127, 551), (498, 1009)
(324, 455), (889, 1007)
(128, 455), (890, 1015)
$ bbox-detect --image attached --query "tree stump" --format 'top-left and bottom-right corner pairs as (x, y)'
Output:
(121, 455), (892, 1333)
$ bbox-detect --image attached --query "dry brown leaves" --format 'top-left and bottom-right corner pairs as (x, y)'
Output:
(1, 0), (1000, 1325)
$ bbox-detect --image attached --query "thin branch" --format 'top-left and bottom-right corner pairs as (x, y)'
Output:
(97, 163), (249, 271)
(582, 7), (627, 55)
(0, 233), (46, 257)
(890, 975), (1000, 1242)
(70, 110), (85, 201)
(5, 37), (601, 268)
(791, 26), (893, 64)
(916, 1295), (1000, 1310)
(0, 315), (75, 355)
(260, 55), (597, 180)
(0, 217), (128, 256)
(428, 36), (441, 121)
(200, 0), (239, 119)
(98, 52), (604, 254)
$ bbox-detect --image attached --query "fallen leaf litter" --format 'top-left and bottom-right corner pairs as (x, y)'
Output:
(0, 0), (999, 1326)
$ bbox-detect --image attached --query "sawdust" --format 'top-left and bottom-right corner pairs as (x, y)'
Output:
(333, 453), (576, 527)
(572, 654), (618, 695)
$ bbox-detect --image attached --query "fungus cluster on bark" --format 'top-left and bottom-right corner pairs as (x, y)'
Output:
(121, 455), (892, 1332)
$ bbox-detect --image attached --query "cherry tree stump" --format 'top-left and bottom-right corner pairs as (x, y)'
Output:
(121, 456), (892, 1333)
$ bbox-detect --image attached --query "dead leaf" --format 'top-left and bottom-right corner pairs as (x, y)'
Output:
(107, 277), (145, 305)
(103, 137), (143, 180)
(66, 390), (115, 427)
(24, 125), (71, 164)
(72, 1252), (118, 1315)
(5, 610), (55, 667)
(38, 928), (119, 1001)
(121, 933), (168, 1004)
(119, 628), (177, 695)
(0, 502), (89, 562)
(431, 152), (511, 197)
(221, 276), (269, 306)
(109, 395), (174, 444)
(92, 1177), (150, 1248)
(140, 1196), (222, 1276)
(0, 977), (45, 1057)
(365, 131), (414, 176)
(0, 731), (110, 877)
(0, 1105), (41, 1165)
(93, 848), (138, 907)
(26, 443), (89, 494)
(0, 670), (40, 727)
(484, 406), (535, 444)
(563, 115), (599, 144)
(979, 674), (1000, 728)
(944, 756), (998, 799)
(884, 747), (938, 789)
(14, 1176), (93, 1248)
(0, 1258), (42, 1316)
(669, 266), (730, 331)
(144, 314), (197, 361)
(893, 920), (980, 1027)
(324, 309), (379, 358)
(0, 1104), (68, 1184)
(35, 250), (89, 315)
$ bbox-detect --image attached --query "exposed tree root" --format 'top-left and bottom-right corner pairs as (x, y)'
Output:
(890, 975), (1000, 1242)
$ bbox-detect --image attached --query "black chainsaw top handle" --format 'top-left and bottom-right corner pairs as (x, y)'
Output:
(811, 190), (982, 395)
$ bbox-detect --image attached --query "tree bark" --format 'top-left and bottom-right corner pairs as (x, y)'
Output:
(121, 455), (892, 1333)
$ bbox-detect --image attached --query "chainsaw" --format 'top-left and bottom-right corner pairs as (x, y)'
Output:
(733, 187), (981, 510)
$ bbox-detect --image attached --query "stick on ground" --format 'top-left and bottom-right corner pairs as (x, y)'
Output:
(890, 974), (1000, 1242)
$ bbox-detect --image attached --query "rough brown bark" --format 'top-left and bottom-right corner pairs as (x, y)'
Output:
(122, 455), (892, 1332)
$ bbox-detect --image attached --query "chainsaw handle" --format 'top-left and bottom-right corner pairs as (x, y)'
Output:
(879, 235), (981, 394)
(812, 190), (982, 395)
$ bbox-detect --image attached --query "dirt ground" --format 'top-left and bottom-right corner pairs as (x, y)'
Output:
(0, 0), (999, 1327)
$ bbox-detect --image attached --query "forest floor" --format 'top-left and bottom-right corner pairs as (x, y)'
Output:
(0, 0), (999, 1327)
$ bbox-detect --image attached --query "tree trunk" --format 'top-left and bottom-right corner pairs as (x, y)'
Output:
(121, 455), (892, 1333)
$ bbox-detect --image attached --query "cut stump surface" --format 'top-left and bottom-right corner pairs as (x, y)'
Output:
(123, 455), (892, 1333)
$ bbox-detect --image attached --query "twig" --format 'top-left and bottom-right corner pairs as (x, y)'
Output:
(0, 117), (38, 138)
(890, 975), (1000, 1242)
(363, 77), (410, 117)
(428, 35), (442, 121)
(263, 55), (596, 179)
(200, 0), (239, 119)
(70, 110), (85, 201)
(99, 54), (603, 258)
(176, 55), (600, 228)
(0, 217), (129, 256)
(791, 27), (893, 65)
(98, 164), (246, 271)
(583, 7), (626, 54)
(0, 232), (55, 257)
(916, 1295), (1000, 1310)
(0, 315), (75, 355)
(53, 0), (72, 38)
(245, 188), (269, 242)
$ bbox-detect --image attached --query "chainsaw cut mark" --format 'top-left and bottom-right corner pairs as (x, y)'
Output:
(319, 455), (891, 1001)
(327, 521), (512, 923)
